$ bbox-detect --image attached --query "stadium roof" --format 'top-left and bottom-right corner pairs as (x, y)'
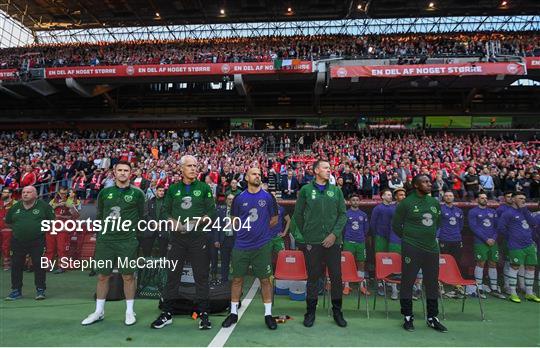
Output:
(3, 0), (540, 31)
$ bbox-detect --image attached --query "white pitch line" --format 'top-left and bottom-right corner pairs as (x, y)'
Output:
(208, 278), (260, 348)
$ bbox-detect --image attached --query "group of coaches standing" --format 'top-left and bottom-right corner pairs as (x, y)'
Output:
(4, 156), (538, 334)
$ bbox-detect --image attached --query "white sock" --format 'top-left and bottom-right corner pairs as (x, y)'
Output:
(503, 261), (510, 288)
(465, 285), (476, 295)
(488, 267), (498, 290)
(126, 299), (134, 314)
(231, 302), (239, 315)
(391, 283), (398, 293)
(508, 267), (519, 296)
(518, 265), (525, 290)
(474, 266), (484, 288)
(405, 315), (412, 321)
(95, 299), (105, 314)
(264, 302), (272, 316)
(344, 282), (350, 288)
(525, 270), (535, 295)
(358, 270), (364, 278)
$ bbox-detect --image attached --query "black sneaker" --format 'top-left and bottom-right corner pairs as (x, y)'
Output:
(403, 316), (415, 332)
(35, 288), (46, 300)
(221, 313), (238, 328)
(150, 312), (173, 329)
(265, 315), (277, 330)
(332, 310), (347, 327)
(303, 311), (315, 327)
(199, 312), (212, 330)
(427, 317), (448, 333)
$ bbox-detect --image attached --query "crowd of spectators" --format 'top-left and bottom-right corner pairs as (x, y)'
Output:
(296, 131), (540, 201)
(0, 32), (538, 70)
(0, 128), (538, 204)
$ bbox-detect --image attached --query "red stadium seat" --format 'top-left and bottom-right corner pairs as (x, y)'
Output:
(438, 254), (485, 321)
(322, 251), (369, 318)
(373, 252), (402, 318)
(273, 250), (308, 303)
(274, 250), (308, 280)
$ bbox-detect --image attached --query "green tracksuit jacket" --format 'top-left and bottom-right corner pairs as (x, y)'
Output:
(292, 181), (347, 244)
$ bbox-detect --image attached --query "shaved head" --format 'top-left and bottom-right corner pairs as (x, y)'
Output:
(21, 186), (37, 203)
(246, 167), (262, 190)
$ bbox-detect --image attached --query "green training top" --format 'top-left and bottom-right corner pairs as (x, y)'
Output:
(391, 190), (441, 253)
(292, 181), (347, 244)
(96, 185), (146, 241)
(5, 199), (55, 242)
(164, 179), (217, 234)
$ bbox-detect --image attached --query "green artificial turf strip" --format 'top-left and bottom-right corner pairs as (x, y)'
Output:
(1, 271), (539, 347)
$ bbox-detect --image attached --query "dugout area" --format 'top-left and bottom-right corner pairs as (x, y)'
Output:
(1, 270), (538, 347)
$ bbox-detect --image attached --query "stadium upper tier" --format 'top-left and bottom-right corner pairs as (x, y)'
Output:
(1, 33), (538, 70)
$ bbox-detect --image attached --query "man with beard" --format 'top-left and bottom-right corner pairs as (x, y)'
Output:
(497, 192), (540, 303)
(468, 193), (505, 299)
(221, 167), (279, 330)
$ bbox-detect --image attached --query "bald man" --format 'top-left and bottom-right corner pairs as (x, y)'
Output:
(5, 186), (55, 301)
(222, 167), (279, 330)
(151, 155), (217, 330)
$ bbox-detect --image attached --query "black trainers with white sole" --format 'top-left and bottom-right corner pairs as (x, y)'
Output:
(427, 317), (448, 332)
(403, 316), (415, 332)
(151, 312), (173, 329)
(199, 312), (212, 330)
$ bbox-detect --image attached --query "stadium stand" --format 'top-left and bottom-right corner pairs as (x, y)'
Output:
(1, 32), (538, 70)
(0, 129), (538, 202)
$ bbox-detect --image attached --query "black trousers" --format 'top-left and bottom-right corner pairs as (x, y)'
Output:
(439, 241), (462, 261)
(161, 233), (209, 314)
(220, 236), (235, 281)
(439, 240), (463, 273)
(303, 243), (342, 311)
(400, 242), (439, 318)
(11, 237), (46, 291)
(207, 235), (218, 277)
(139, 232), (169, 258)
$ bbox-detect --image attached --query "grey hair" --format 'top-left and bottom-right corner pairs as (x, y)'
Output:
(180, 155), (197, 167)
